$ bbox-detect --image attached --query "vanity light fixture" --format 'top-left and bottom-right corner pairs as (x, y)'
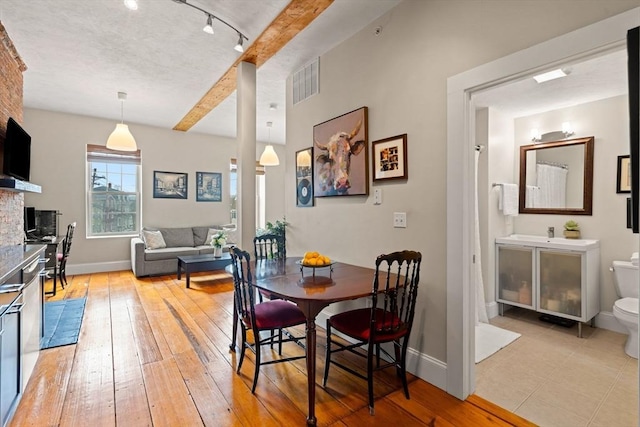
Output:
(106, 92), (138, 152)
(123, 0), (138, 10)
(533, 68), (568, 83)
(171, 0), (248, 51)
(259, 122), (280, 166)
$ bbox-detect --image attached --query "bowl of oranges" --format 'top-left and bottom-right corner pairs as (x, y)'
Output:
(300, 251), (332, 267)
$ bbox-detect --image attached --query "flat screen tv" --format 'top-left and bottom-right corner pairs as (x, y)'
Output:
(24, 206), (36, 233)
(628, 27), (639, 233)
(3, 117), (31, 182)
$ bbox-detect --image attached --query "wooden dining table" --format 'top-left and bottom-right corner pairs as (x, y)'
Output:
(230, 257), (376, 426)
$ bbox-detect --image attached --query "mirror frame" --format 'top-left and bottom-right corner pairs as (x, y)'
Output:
(518, 136), (594, 215)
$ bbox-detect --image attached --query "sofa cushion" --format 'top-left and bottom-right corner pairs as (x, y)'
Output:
(159, 227), (195, 248)
(222, 225), (238, 244)
(144, 246), (199, 261)
(141, 230), (166, 250)
(193, 226), (222, 246)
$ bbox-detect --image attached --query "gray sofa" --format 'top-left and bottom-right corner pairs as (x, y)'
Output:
(131, 226), (237, 277)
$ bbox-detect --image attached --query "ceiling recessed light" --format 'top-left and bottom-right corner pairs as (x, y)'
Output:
(533, 69), (568, 83)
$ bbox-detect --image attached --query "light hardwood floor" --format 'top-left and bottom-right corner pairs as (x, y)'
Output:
(10, 270), (534, 426)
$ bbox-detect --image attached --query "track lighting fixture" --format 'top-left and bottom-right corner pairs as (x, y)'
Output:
(123, 0), (138, 11)
(106, 92), (138, 152)
(203, 15), (214, 35)
(171, 0), (248, 52)
(234, 33), (244, 53)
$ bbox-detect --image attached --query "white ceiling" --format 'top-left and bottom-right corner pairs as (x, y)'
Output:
(472, 48), (628, 119)
(0, 0), (402, 144)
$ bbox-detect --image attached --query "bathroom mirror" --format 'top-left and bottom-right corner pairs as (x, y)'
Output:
(518, 136), (594, 215)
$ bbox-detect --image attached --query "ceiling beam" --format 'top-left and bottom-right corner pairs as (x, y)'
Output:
(173, 0), (334, 132)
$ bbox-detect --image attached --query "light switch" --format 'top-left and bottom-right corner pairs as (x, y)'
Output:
(374, 189), (382, 205)
(393, 212), (407, 228)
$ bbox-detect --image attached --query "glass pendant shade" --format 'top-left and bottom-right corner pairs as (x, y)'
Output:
(106, 123), (137, 151)
(259, 145), (279, 166)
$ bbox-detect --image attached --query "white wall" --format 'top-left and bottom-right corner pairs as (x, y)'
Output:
(23, 108), (285, 272)
(513, 95), (639, 312)
(285, 0), (639, 365)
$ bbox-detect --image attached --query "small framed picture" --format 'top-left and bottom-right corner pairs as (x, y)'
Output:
(372, 134), (408, 181)
(617, 155), (631, 194)
(296, 148), (314, 207)
(196, 172), (222, 202)
(153, 171), (188, 199)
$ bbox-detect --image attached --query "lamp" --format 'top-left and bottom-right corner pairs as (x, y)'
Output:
(106, 92), (138, 152)
(203, 15), (214, 34)
(234, 33), (244, 53)
(171, 0), (248, 51)
(260, 122), (279, 166)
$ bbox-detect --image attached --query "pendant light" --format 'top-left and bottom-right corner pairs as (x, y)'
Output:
(259, 121), (279, 166)
(106, 92), (138, 151)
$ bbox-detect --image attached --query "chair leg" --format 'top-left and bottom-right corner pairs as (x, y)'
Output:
(322, 321), (332, 387)
(278, 329), (283, 355)
(251, 337), (261, 394)
(399, 341), (410, 399)
(230, 300), (238, 352)
(237, 327), (247, 373)
(367, 344), (375, 415)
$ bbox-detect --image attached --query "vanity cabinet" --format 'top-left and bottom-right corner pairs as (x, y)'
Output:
(495, 235), (600, 336)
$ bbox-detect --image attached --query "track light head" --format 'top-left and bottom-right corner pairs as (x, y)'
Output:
(234, 34), (244, 53)
(203, 15), (214, 34)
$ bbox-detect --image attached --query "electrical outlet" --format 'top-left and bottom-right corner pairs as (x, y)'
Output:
(393, 212), (407, 228)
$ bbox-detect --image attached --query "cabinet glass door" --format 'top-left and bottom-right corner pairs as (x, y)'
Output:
(496, 245), (534, 309)
(538, 249), (582, 318)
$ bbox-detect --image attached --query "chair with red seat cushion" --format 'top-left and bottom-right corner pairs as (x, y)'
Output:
(229, 246), (306, 393)
(322, 250), (422, 414)
(56, 222), (76, 290)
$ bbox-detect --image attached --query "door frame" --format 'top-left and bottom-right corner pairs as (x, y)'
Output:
(446, 8), (640, 399)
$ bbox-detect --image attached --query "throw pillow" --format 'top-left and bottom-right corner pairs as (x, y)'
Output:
(141, 230), (166, 250)
(222, 225), (238, 244)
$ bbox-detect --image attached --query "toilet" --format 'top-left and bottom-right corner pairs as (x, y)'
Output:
(612, 255), (639, 359)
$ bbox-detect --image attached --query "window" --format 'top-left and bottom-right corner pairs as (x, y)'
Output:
(230, 159), (266, 230)
(86, 144), (141, 237)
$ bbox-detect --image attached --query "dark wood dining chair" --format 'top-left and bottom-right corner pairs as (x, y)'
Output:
(253, 233), (285, 260)
(56, 222), (76, 290)
(322, 250), (422, 414)
(229, 246), (306, 393)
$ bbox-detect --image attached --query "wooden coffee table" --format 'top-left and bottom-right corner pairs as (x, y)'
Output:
(177, 253), (232, 288)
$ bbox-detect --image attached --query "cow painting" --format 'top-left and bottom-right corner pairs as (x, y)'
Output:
(313, 107), (369, 197)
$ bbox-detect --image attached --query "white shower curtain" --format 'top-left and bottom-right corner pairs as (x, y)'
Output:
(475, 150), (488, 324)
(536, 163), (568, 208)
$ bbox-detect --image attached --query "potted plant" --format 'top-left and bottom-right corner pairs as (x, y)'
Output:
(210, 231), (227, 257)
(563, 220), (581, 239)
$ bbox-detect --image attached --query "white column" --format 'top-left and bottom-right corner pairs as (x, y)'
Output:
(237, 61), (257, 253)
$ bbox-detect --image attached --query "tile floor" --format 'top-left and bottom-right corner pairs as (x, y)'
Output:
(475, 307), (639, 427)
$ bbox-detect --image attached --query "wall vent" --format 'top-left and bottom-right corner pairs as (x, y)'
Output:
(292, 57), (319, 105)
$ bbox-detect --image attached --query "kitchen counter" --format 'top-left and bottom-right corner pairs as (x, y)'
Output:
(0, 244), (45, 315)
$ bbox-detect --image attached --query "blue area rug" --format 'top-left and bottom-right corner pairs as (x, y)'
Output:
(41, 297), (86, 349)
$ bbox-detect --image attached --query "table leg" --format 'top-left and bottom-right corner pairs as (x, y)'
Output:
(177, 260), (182, 280)
(52, 262), (57, 296)
(305, 317), (317, 426)
(186, 271), (191, 289)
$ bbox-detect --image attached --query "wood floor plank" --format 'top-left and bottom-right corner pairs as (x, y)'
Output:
(109, 273), (153, 426)
(8, 346), (76, 427)
(142, 358), (204, 427)
(11, 270), (534, 427)
(59, 273), (116, 426)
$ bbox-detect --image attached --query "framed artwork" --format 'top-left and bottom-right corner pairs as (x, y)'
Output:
(313, 106), (368, 197)
(372, 134), (408, 181)
(153, 171), (188, 199)
(296, 148), (314, 207)
(617, 155), (631, 193)
(196, 172), (222, 202)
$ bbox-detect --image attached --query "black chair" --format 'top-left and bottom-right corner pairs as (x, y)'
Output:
(253, 233), (285, 260)
(229, 246), (306, 393)
(52, 222), (76, 293)
(322, 250), (422, 414)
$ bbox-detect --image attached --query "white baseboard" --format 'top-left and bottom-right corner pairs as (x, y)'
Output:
(595, 311), (628, 334)
(67, 261), (132, 276)
(486, 301), (499, 319)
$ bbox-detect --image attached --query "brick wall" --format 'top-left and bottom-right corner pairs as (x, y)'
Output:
(0, 21), (27, 246)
